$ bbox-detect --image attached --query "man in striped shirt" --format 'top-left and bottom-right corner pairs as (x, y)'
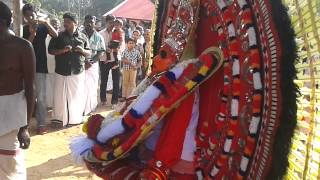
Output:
(121, 38), (142, 98)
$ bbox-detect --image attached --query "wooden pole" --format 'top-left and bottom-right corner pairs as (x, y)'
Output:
(12, 0), (23, 37)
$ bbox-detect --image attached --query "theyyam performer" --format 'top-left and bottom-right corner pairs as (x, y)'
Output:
(70, 0), (298, 179)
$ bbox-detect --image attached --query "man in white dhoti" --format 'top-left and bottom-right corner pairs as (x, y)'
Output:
(0, 2), (35, 179)
(83, 15), (106, 115)
(48, 13), (91, 126)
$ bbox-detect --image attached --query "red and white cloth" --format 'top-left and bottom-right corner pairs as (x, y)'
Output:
(0, 91), (27, 180)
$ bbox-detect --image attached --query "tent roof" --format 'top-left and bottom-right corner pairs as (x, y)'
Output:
(103, 0), (155, 21)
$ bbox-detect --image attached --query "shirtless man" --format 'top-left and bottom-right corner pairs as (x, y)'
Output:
(0, 2), (35, 179)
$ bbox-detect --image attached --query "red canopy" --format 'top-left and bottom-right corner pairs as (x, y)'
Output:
(103, 0), (155, 21)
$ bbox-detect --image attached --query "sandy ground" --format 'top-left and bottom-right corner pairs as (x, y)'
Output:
(25, 103), (113, 180)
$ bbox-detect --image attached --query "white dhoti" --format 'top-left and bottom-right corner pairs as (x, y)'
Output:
(0, 130), (26, 180)
(84, 62), (99, 115)
(46, 73), (55, 108)
(46, 36), (56, 108)
(53, 72), (85, 126)
(0, 91), (27, 180)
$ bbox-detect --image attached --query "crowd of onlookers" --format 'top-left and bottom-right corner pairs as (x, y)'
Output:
(21, 3), (152, 134)
(0, 1), (154, 178)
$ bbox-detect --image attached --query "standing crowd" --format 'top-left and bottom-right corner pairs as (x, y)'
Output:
(28, 5), (151, 132)
(0, 1), (151, 179)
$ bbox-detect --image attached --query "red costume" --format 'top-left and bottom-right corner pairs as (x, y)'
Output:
(70, 0), (298, 179)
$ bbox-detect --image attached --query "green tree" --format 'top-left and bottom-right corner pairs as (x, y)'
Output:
(38, 0), (124, 20)
(24, 0), (41, 8)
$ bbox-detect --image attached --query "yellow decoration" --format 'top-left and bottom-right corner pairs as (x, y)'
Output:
(185, 81), (196, 90)
(112, 138), (120, 147)
(198, 66), (209, 76)
(114, 111), (121, 117)
(114, 147), (124, 157)
(159, 106), (168, 113)
(101, 152), (108, 160)
(82, 121), (89, 134)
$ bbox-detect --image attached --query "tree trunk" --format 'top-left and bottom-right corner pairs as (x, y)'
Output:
(12, 0), (23, 36)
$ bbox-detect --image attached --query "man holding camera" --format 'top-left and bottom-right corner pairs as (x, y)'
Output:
(48, 13), (91, 126)
(22, 3), (58, 134)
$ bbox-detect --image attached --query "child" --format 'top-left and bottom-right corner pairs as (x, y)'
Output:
(112, 19), (125, 52)
(121, 38), (142, 98)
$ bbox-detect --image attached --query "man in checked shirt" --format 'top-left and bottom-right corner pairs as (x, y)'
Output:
(121, 38), (142, 99)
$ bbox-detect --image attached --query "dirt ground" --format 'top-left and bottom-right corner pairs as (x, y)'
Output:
(25, 104), (112, 180)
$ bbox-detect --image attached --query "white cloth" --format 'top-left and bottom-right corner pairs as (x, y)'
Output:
(181, 89), (199, 161)
(144, 89), (200, 158)
(84, 62), (99, 115)
(0, 130), (26, 180)
(97, 118), (125, 143)
(107, 71), (113, 91)
(0, 91), (27, 136)
(99, 28), (112, 61)
(46, 73), (55, 107)
(128, 27), (135, 38)
(46, 36), (55, 74)
(46, 36), (56, 108)
(53, 72), (85, 126)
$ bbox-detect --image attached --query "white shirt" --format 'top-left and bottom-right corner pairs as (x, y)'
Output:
(99, 28), (112, 61)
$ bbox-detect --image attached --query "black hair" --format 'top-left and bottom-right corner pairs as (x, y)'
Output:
(130, 21), (137, 26)
(63, 12), (77, 23)
(132, 29), (141, 35)
(105, 14), (115, 23)
(22, 3), (35, 15)
(0, 1), (12, 27)
(126, 38), (135, 43)
(85, 15), (95, 21)
(114, 19), (123, 26)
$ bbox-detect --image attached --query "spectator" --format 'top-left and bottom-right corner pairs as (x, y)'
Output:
(127, 20), (137, 38)
(83, 15), (106, 115)
(22, 3), (58, 134)
(135, 25), (145, 44)
(48, 12), (91, 126)
(121, 38), (142, 98)
(132, 30), (144, 56)
(0, 1), (35, 179)
(143, 29), (151, 77)
(132, 30), (144, 82)
(122, 18), (130, 42)
(100, 15), (121, 107)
